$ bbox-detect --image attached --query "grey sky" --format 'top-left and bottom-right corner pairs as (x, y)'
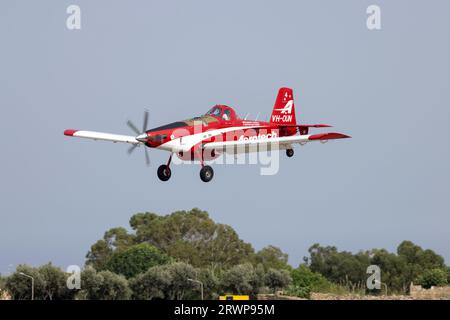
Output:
(1, 0), (449, 274)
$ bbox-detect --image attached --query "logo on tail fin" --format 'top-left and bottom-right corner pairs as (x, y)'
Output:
(275, 100), (293, 114)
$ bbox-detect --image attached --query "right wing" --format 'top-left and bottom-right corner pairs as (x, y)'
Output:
(64, 129), (139, 144)
(203, 132), (350, 154)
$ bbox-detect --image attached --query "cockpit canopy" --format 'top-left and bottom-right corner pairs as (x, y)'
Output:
(148, 105), (238, 132)
(205, 105), (238, 121)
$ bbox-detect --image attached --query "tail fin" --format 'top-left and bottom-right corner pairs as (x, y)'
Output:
(270, 87), (297, 125)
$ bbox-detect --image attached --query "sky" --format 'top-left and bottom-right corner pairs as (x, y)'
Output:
(1, 0), (449, 274)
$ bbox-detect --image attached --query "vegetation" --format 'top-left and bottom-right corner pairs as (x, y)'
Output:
(416, 269), (448, 289)
(77, 267), (131, 300)
(1, 208), (448, 300)
(104, 243), (170, 278)
(305, 240), (447, 294)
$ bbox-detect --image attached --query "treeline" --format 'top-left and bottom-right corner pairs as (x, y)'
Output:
(1, 209), (449, 299)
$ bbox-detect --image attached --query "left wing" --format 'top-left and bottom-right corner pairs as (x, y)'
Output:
(203, 132), (350, 154)
(64, 129), (139, 144)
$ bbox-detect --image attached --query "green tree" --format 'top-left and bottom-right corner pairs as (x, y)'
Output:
(131, 209), (255, 268)
(165, 262), (198, 300)
(38, 263), (73, 300)
(306, 243), (370, 285)
(221, 264), (259, 296)
(87, 208), (255, 270)
(129, 265), (170, 300)
(370, 249), (410, 294)
(264, 268), (292, 293)
(6, 265), (45, 300)
(77, 267), (131, 300)
(130, 262), (198, 300)
(105, 243), (170, 278)
(86, 227), (135, 270)
(198, 267), (221, 300)
(416, 268), (448, 289)
(396, 241), (445, 292)
(255, 246), (290, 271)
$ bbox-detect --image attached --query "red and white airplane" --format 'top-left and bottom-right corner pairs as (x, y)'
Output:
(64, 87), (350, 182)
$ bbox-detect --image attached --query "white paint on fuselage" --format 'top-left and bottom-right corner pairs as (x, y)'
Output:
(156, 125), (266, 153)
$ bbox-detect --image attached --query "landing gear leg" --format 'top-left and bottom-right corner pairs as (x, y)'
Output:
(157, 154), (172, 181)
(286, 148), (294, 158)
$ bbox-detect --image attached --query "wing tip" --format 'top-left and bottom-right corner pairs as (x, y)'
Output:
(64, 129), (78, 136)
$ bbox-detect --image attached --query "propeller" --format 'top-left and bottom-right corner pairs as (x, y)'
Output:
(127, 110), (151, 166)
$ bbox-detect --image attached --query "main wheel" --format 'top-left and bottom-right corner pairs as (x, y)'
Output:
(157, 165), (171, 181)
(199, 165), (214, 182)
(286, 148), (294, 157)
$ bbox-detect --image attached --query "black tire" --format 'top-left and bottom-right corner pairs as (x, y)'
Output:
(200, 165), (214, 182)
(286, 148), (294, 157)
(157, 165), (171, 181)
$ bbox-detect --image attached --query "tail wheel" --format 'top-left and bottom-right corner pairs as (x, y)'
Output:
(286, 148), (294, 158)
(157, 165), (171, 181)
(200, 165), (214, 183)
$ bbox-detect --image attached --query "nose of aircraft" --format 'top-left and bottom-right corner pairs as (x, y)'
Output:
(136, 133), (148, 143)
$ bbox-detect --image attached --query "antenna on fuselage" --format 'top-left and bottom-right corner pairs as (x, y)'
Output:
(243, 113), (249, 120)
(255, 112), (260, 121)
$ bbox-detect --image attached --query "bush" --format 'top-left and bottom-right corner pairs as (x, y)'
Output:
(287, 265), (346, 298)
(416, 268), (448, 289)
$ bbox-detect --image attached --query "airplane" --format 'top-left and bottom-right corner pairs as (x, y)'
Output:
(64, 87), (350, 182)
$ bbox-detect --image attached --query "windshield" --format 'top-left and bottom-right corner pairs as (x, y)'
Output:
(184, 115), (219, 127)
(205, 106), (222, 117)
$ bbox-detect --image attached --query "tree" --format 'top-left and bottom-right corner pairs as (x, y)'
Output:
(131, 209), (255, 268)
(255, 246), (290, 271)
(416, 268), (448, 289)
(87, 208), (255, 270)
(97, 270), (132, 300)
(370, 249), (410, 293)
(86, 227), (135, 270)
(306, 243), (370, 285)
(38, 263), (73, 300)
(221, 264), (259, 296)
(198, 267), (221, 300)
(264, 268), (292, 293)
(105, 243), (170, 278)
(397, 241), (444, 270)
(165, 262), (198, 300)
(304, 241), (448, 295)
(6, 265), (45, 300)
(129, 266), (171, 300)
(130, 262), (198, 300)
(396, 241), (446, 292)
(77, 267), (131, 300)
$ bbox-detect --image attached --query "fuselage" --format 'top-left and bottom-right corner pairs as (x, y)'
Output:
(142, 104), (297, 160)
